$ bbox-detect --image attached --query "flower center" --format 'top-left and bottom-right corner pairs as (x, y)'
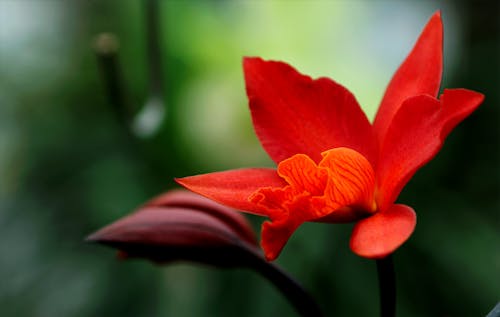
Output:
(250, 147), (376, 223)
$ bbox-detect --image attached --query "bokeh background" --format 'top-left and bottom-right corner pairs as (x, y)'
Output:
(0, 0), (498, 316)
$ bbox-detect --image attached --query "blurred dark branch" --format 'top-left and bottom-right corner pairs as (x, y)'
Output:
(247, 248), (324, 317)
(146, 0), (163, 101)
(94, 0), (166, 138)
(130, 0), (166, 138)
(94, 33), (132, 129)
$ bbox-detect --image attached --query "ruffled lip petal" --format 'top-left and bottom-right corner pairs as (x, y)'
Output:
(250, 148), (377, 260)
(175, 168), (286, 217)
(244, 57), (377, 166)
(349, 204), (416, 259)
(252, 148), (376, 224)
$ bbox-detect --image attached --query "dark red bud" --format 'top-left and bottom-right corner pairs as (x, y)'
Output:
(86, 190), (262, 267)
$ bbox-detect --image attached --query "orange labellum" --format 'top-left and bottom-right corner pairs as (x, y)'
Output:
(250, 147), (376, 260)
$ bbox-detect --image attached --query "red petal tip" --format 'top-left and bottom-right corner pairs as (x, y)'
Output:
(374, 11), (443, 143)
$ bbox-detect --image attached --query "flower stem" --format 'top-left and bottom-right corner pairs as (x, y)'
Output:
(145, 0), (164, 102)
(249, 251), (323, 317)
(376, 255), (396, 317)
(94, 33), (132, 129)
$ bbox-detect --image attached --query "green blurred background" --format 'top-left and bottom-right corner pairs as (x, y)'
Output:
(0, 0), (498, 316)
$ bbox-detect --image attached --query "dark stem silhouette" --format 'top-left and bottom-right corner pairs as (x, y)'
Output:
(246, 247), (324, 317)
(376, 255), (396, 317)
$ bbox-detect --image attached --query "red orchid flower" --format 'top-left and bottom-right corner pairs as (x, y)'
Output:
(176, 12), (484, 261)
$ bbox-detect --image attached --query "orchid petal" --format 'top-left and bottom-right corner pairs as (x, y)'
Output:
(176, 168), (286, 216)
(376, 89), (484, 211)
(244, 57), (376, 165)
(374, 11), (443, 143)
(350, 204), (416, 259)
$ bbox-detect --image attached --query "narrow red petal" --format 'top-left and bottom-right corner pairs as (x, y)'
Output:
(175, 168), (286, 216)
(350, 204), (416, 259)
(376, 89), (484, 211)
(244, 57), (376, 165)
(374, 11), (443, 144)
